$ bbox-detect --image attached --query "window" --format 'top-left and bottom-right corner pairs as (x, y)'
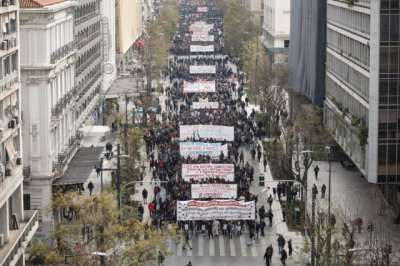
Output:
(23, 194), (31, 210)
(284, 40), (289, 48)
(4, 56), (10, 76)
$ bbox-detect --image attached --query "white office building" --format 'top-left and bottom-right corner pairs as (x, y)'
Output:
(0, 0), (39, 265)
(262, 0), (290, 63)
(19, 0), (76, 236)
(324, 0), (400, 198)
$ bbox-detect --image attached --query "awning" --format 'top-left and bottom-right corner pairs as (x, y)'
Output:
(53, 147), (104, 186)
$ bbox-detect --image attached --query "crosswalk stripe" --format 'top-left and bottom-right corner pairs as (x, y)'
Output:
(209, 237), (215, 256)
(177, 240), (183, 256)
(239, 235), (248, 256)
(198, 235), (204, 256)
(187, 240), (193, 256)
(219, 235), (226, 256)
(229, 238), (236, 256)
(250, 241), (258, 257)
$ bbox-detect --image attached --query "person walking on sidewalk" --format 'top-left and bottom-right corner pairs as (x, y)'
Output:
(268, 195), (273, 208)
(264, 245), (273, 266)
(142, 188), (148, 204)
(288, 239), (293, 256)
(277, 234), (286, 253)
(87, 181), (94, 195)
(280, 248), (288, 265)
(268, 209), (274, 226)
(240, 151), (244, 164)
(259, 205), (266, 223)
(263, 158), (268, 172)
(321, 184), (327, 199)
(314, 165), (319, 180)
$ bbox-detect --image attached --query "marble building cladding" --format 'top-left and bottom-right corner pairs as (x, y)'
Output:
(74, 0), (102, 127)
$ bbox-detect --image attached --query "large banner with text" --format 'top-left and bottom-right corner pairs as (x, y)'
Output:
(190, 65), (216, 74)
(179, 125), (234, 141)
(177, 200), (255, 221)
(183, 80), (216, 93)
(182, 164), (234, 181)
(180, 142), (228, 159)
(191, 184), (237, 199)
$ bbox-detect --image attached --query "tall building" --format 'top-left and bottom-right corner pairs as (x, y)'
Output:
(288, 0), (326, 106)
(324, 0), (400, 189)
(101, 0), (116, 93)
(115, 0), (144, 73)
(242, 0), (264, 28)
(74, 0), (103, 127)
(262, 0), (290, 63)
(0, 0), (39, 265)
(19, 0), (76, 236)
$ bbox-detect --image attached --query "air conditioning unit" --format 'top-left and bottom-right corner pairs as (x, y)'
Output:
(0, 234), (4, 246)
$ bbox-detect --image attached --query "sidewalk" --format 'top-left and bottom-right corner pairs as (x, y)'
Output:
(306, 159), (400, 264)
(243, 142), (307, 265)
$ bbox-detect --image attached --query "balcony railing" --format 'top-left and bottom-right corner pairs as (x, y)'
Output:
(53, 135), (80, 174)
(50, 41), (74, 64)
(0, 210), (39, 266)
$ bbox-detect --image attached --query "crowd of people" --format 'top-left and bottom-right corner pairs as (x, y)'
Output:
(140, 1), (294, 265)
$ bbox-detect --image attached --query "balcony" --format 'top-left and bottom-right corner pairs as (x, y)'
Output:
(0, 210), (39, 266)
(50, 41), (75, 64)
(0, 0), (18, 14)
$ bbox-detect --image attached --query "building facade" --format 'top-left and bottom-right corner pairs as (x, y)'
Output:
(19, 0), (76, 236)
(288, 0), (326, 106)
(262, 0), (290, 63)
(74, 0), (103, 127)
(242, 0), (264, 28)
(324, 0), (400, 190)
(100, 0), (116, 93)
(115, 0), (144, 73)
(0, 0), (38, 265)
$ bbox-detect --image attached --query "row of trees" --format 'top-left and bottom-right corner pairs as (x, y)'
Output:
(140, 0), (179, 93)
(29, 192), (175, 266)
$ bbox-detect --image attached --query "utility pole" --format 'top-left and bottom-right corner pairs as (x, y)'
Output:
(327, 147), (332, 265)
(124, 94), (129, 154)
(311, 185), (317, 266)
(100, 157), (104, 193)
(117, 144), (121, 223)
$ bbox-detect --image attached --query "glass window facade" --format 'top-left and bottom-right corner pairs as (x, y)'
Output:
(378, 0), (400, 183)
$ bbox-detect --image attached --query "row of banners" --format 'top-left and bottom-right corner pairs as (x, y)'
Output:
(182, 164), (234, 181)
(177, 200), (255, 221)
(192, 100), (219, 109)
(179, 125), (234, 141)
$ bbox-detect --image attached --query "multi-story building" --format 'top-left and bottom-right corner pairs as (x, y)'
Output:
(324, 0), (400, 192)
(19, 0), (76, 236)
(115, 0), (144, 73)
(262, 0), (290, 63)
(242, 0), (264, 28)
(100, 0), (116, 94)
(288, 0), (326, 106)
(0, 0), (39, 265)
(74, 0), (103, 127)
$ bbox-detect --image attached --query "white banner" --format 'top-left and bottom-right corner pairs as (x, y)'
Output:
(182, 164), (234, 181)
(191, 184), (237, 199)
(192, 100), (219, 109)
(189, 22), (213, 33)
(183, 80), (216, 93)
(197, 6), (208, 13)
(180, 142), (227, 158)
(177, 200), (255, 221)
(190, 45), (214, 53)
(192, 34), (214, 42)
(179, 125), (234, 141)
(190, 65), (216, 74)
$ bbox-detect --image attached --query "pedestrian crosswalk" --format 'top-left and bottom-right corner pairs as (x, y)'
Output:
(168, 234), (275, 257)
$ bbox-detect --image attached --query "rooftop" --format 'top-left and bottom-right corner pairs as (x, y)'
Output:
(20, 0), (65, 8)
